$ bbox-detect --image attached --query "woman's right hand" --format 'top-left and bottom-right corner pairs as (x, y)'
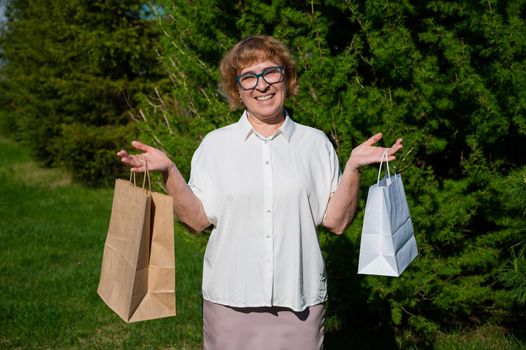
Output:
(117, 140), (174, 173)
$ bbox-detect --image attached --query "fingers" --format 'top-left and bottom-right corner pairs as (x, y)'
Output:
(364, 132), (383, 146)
(377, 148), (392, 163)
(117, 148), (145, 168)
(117, 141), (151, 168)
(354, 134), (404, 164)
(124, 155), (143, 167)
(117, 149), (131, 161)
(131, 140), (151, 152)
(388, 138), (403, 156)
(130, 165), (146, 173)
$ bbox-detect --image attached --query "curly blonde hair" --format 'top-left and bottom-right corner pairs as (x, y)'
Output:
(219, 35), (299, 110)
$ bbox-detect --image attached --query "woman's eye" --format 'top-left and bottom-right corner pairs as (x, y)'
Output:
(240, 75), (256, 82)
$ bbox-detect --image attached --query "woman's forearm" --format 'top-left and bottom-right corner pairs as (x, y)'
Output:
(322, 160), (361, 235)
(163, 164), (210, 233)
(322, 133), (403, 235)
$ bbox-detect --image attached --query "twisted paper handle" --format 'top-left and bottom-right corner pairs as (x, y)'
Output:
(128, 159), (151, 192)
(376, 150), (391, 185)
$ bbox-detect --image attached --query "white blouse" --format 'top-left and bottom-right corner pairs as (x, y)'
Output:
(188, 111), (341, 312)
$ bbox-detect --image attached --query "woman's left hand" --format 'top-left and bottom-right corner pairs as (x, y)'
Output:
(347, 132), (403, 171)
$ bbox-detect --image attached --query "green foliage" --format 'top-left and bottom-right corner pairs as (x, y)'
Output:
(496, 167), (526, 307)
(500, 242), (526, 305)
(2, 0), (524, 346)
(58, 123), (137, 186)
(136, 0), (526, 347)
(0, 0), (164, 186)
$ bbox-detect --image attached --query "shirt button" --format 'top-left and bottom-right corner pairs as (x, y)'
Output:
(266, 209), (271, 214)
(266, 235), (270, 239)
(265, 160), (269, 165)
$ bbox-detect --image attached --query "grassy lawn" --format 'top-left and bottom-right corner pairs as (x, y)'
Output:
(1, 136), (524, 349)
(0, 136), (207, 349)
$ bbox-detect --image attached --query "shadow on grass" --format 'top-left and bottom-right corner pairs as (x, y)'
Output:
(322, 232), (398, 350)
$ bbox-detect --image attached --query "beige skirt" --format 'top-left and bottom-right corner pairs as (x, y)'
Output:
(203, 300), (325, 350)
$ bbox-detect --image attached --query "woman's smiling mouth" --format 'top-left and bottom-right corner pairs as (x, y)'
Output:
(255, 94), (274, 101)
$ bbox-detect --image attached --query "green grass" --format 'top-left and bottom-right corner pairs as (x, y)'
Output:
(434, 325), (525, 350)
(0, 136), (207, 349)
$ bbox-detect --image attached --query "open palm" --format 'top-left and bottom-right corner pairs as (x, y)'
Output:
(117, 141), (174, 173)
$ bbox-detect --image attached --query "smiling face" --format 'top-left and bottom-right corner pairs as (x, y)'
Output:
(238, 60), (287, 125)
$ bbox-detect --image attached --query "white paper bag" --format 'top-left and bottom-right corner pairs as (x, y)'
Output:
(358, 151), (417, 277)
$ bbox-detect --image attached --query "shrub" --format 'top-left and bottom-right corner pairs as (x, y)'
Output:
(0, 0), (164, 185)
(136, 1), (526, 346)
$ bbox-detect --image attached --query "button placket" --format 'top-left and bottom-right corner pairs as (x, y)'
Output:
(261, 137), (274, 302)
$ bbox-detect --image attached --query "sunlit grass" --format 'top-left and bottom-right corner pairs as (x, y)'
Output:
(0, 137), (206, 349)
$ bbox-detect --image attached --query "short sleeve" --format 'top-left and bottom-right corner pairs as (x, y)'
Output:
(328, 140), (341, 193)
(188, 139), (218, 226)
(319, 139), (341, 225)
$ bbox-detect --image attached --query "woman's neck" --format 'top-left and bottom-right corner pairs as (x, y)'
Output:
(246, 111), (285, 137)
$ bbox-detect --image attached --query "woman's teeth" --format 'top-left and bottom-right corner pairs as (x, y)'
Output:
(255, 94), (273, 101)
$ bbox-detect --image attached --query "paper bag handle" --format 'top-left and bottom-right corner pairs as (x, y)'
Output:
(376, 150), (392, 185)
(128, 159), (152, 192)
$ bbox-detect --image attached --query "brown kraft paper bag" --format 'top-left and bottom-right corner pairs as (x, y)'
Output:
(97, 176), (176, 323)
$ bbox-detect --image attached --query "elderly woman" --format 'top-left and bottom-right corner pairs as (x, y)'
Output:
(118, 35), (402, 350)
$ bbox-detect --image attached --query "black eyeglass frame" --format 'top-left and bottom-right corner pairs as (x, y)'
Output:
(235, 66), (285, 90)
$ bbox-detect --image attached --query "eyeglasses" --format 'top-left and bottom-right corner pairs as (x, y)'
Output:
(236, 66), (284, 90)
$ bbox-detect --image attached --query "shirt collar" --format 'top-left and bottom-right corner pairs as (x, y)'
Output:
(238, 110), (295, 142)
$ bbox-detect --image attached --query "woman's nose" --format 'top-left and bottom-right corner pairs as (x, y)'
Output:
(255, 76), (270, 91)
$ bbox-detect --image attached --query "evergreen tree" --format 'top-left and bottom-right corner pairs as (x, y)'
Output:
(137, 0), (526, 346)
(0, 0), (164, 186)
